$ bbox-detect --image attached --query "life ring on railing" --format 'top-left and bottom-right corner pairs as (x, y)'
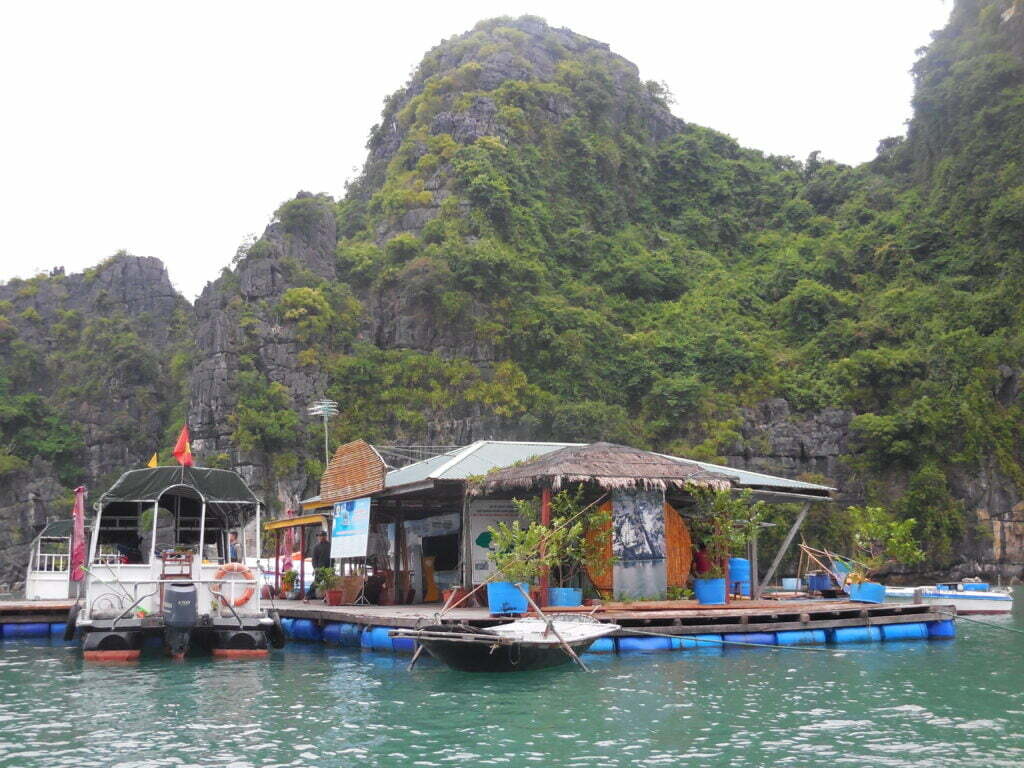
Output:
(210, 563), (256, 607)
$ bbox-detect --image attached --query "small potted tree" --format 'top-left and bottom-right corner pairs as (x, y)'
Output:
(844, 505), (924, 603)
(315, 567), (345, 606)
(512, 487), (614, 607)
(688, 486), (764, 605)
(280, 569), (297, 599)
(486, 520), (550, 615)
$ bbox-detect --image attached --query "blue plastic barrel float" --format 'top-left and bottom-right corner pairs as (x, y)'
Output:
(360, 627), (373, 649)
(3, 623), (51, 638)
(618, 635), (672, 652)
(326, 622), (362, 648)
(280, 617), (296, 639)
(927, 620), (956, 639)
(322, 622), (344, 646)
(49, 623), (67, 638)
(673, 634), (723, 651)
(881, 623), (929, 641)
(369, 626), (394, 652)
(290, 619), (322, 642)
(723, 632), (776, 647)
(728, 558), (751, 596)
(829, 626), (881, 643)
(775, 629), (826, 646)
(586, 637), (616, 653)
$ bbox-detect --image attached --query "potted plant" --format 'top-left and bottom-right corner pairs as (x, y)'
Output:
(315, 567), (344, 605)
(281, 569), (297, 599)
(688, 486), (764, 605)
(844, 506), (924, 603)
(513, 486), (614, 607)
(486, 519), (550, 615)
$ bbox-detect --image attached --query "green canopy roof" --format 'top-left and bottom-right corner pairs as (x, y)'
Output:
(99, 467), (261, 505)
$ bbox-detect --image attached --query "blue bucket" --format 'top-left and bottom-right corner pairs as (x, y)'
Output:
(547, 587), (583, 607)
(881, 622), (929, 641)
(486, 582), (530, 615)
(847, 582), (885, 603)
(693, 578), (727, 605)
(728, 558), (751, 596)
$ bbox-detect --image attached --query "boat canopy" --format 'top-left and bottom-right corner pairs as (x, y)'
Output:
(99, 467), (262, 505)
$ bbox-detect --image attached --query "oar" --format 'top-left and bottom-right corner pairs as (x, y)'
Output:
(408, 584), (467, 670)
(515, 584), (589, 672)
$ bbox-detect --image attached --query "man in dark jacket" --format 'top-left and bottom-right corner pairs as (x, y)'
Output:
(306, 530), (332, 601)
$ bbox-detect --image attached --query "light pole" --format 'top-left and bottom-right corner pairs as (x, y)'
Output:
(307, 399), (339, 465)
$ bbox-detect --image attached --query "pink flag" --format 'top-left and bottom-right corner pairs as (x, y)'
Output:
(281, 508), (295, 573)
(70, 486), (86, 582)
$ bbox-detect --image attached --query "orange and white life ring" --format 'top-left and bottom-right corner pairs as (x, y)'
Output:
(211, 562), (256, 607)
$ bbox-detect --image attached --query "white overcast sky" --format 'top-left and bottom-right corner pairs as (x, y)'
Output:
(0, 1), (952, 299)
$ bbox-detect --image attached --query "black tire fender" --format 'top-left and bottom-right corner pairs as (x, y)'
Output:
(63, 604), (80, 641)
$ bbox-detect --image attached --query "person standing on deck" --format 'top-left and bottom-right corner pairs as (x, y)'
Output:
(306, 530), (332, 601)
(228, 532), (240, 563)
(693, 542), (711, 577)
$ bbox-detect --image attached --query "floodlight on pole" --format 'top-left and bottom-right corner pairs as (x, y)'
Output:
(307, 398), (339, 465)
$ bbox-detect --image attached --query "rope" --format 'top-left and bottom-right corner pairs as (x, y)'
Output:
(623, 626), (871, 654)
(933, 610), (1024, 636)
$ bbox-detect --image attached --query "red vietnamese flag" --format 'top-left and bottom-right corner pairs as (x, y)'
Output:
(172, 425), (194, 467)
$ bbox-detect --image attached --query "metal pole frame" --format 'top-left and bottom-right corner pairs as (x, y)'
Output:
(757, 503), (811, 598)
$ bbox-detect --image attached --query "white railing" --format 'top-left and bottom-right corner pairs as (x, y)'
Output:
(32, 552), (70, 572)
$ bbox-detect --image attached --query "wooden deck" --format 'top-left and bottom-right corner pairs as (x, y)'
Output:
(0, 599), (74, 624)
(272, 598), (956, 636)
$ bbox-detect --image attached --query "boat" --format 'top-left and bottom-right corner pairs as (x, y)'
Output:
(885, 580), (1013, 615)
(69, 466), (285, 660)
(393, 614), (619, 672)
(25, 519), (92, 600)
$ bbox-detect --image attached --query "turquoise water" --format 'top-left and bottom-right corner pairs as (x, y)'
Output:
(1, 603), (1022, 767)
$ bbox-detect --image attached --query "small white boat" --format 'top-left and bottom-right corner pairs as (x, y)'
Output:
(885, 581), (1013, 615)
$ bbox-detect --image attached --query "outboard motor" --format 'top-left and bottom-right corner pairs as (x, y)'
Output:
(163, 582), (198, 658)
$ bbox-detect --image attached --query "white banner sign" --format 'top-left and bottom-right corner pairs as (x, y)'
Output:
(330, 497), (371, 559)
(467, 499), (520, 584)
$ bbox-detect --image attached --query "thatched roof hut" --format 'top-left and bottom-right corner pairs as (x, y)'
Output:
(473, 442), (736, 495)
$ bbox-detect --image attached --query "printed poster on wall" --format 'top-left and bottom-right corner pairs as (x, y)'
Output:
(331, 497), (371, 559)
(467, 498), (519, 584)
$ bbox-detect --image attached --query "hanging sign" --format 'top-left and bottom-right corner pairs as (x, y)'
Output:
(467, 499), (520, 584)
(331, 497), (371, 558)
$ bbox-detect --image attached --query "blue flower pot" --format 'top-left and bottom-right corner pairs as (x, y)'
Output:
(847, 581), (885, 604)
(547, 587), (583, 607)
(486, 582), (530, 615)
(693, 577), (727, 605)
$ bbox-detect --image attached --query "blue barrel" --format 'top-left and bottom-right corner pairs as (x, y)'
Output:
(881, 622), (929, 641)
(330, 623), (362, 647)
(674, 634), (723, 650)
(486, 582), (529, 615)
(587, 637), (616, 653)
(547, 587), (583, 607)
(280, 617), (296, 639)
(369, 626), (394, 652)
(927, 619), (956, 639)
(49, 623), (67, 638)
(963, 582), (990, 591)
(728, 558), (751, 596)
(290, 619), (321, 642)
(322, 622), (344, 645)
(693, 578), (726, 605)
(723, 632), (776, 647)
(775, 629), (826, 645)
(360, 627), (373, 649)
(829, 626), (881, 644)
(4, 623), (51, 638)
(619, 635), (672, 652)
(392, 634), (416, 653)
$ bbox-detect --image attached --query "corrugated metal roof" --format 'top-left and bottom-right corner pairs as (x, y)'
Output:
(384, 441), (581, 489)
(665, 455), (835, 493)
(381, 441), (833, 495)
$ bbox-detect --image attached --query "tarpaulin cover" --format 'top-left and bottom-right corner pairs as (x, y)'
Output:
(99, 467), (261, 504)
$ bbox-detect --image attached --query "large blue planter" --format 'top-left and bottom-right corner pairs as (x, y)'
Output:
(693, 577), (727, 605)
(728, 557), (750, 596)
(486, 582), (530, 615)
(547, 587), (583, 607)
(847, 581), (885, 604)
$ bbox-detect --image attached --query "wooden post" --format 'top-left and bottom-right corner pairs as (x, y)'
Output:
(761, 503), (811, 592)
(275, 532), (281, 594)
(539, 486), (551, 607)
(751, 528), (760, 599)
(299, 525), (306, 599)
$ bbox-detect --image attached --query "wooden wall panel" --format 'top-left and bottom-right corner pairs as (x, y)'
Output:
(319, 440), (387, 505)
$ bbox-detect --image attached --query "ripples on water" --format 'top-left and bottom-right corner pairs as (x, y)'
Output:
(1, 604), (1022, 768)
